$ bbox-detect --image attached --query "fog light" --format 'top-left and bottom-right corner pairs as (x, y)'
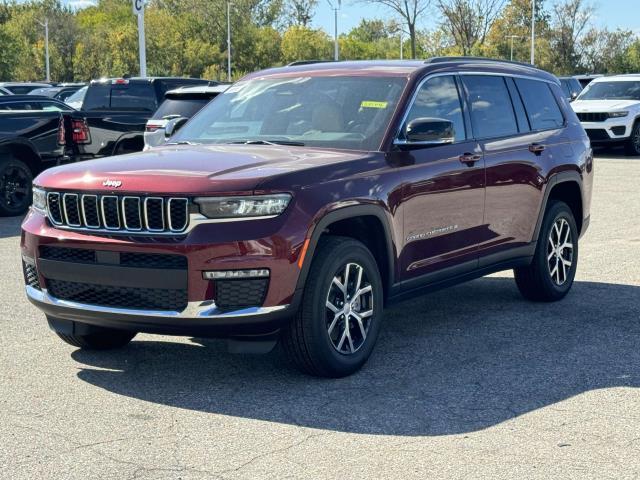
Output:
(203, 269), (270, 280)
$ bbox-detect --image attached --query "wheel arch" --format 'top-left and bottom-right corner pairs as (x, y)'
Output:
(0, 139), (41, 175)
(533, 171), (584, 241)
(295, 205), (397, 302)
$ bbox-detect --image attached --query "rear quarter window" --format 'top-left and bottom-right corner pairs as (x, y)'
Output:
(83, 83), (156, 111)
(515, 78), (564, 130)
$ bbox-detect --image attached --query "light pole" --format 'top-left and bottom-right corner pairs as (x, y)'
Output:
(39, 18), (50, 82)
(227, 1), (232, 81)
(400, 30), (403, 59)
(505, 35), (523, 61)
(530, 0), (536, 65)
(327, 0), (341, 61)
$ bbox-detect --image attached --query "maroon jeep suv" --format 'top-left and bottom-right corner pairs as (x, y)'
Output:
(22, 58), (593, 377)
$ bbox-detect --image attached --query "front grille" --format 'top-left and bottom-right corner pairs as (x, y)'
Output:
(215, 279), (269, 310)
(39, 246), (186, 269)
(585, 129), (610, 141)
(576, 112), (609, 122)
(22, 261), (41, 290)
(47, 279), (188, 311)
(46, 192), (189, 234)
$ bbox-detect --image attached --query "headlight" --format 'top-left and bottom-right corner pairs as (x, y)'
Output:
(32, 186), (47, 214)
(608, 111), (629, 118)
(195, 194), (292, 219)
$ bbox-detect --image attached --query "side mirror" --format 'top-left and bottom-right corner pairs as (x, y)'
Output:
(570, 92), (578, 102)
(164, 117), (188, 138)
(397, 117), (455, 146)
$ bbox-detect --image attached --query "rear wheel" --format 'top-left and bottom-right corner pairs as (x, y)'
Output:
(281, 236), (384, 377)
(624, 121), (640, 156)
(0, 157), (32, 216)
(514, 200), (578, 302)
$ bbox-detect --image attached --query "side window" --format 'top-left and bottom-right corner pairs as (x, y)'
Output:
(462, 75), (518, 139)
(515, 78), (564, 130)
(401, 75), (466, 142)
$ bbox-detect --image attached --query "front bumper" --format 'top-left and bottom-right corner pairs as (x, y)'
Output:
(21, 208), (307, 336)
(26, 286), (291, 336)
(581, 119), (632, 143)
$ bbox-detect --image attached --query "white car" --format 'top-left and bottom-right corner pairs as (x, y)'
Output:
(571, 74), (640, 155)
(144, 84), (229, 149)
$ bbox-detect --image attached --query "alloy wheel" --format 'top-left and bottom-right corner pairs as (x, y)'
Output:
(547, 218), (574, 286)
(325, 262), (374, 355)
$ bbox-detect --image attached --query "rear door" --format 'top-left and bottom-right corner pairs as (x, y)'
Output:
(460, 74), (565, 264)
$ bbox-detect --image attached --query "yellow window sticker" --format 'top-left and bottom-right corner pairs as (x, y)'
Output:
(360, 101), (388, 109)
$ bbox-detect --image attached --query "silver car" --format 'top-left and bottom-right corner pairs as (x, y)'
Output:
(144, 84), (228, 149)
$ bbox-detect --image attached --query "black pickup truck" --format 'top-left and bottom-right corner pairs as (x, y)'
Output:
(0, 109), (69, 216)
(68, 77), (211, 161)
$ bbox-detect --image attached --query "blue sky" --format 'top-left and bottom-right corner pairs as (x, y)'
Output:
(57, 0), (640, 35)
(313, 0), (640, 35)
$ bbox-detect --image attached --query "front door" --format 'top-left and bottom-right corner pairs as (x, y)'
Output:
(397, 75), (486, 282)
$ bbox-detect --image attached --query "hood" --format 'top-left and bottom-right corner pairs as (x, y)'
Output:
(36, 144), (369, 195)
(571, 99), (639, 112)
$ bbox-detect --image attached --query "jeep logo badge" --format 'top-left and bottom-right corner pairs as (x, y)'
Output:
(103, 179), (122, 188)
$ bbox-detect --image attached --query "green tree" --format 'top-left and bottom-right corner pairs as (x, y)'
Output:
(281, 26), (332, 62)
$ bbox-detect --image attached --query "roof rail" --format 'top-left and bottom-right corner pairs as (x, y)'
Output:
(425, 56), (536, 68)
(286, 60), (334, 67)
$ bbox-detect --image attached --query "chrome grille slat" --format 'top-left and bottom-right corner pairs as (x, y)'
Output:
(81, 195), (100, 228)
(62, 193), (81, 227)
(43, 192), (190, 235)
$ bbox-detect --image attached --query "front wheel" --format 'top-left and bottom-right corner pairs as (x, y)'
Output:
(514, 200), (579, 302)
(281, 236), (384, 377)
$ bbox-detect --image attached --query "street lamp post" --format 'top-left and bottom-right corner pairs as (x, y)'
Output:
(39, 18), (50, 82)
(530, 0), (536, 65)
(505, 35), (523, 61)
(227, 1), (232, 81)
(327, 0), (341, 61)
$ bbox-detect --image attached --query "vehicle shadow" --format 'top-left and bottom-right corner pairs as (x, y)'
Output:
(71, 277), (640, 436)
(0, 215), (23, 239)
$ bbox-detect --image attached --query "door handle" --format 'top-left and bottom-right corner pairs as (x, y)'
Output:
(459, 153), (482, 166)
(529, 143), (546, 155)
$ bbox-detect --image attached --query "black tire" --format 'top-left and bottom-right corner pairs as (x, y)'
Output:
(514, 200), (579, 302)
(55, 327), (136, 350)
(624, 121), (640, 156)
(0, 157), (33, 216)
(281, 236), (384, 377)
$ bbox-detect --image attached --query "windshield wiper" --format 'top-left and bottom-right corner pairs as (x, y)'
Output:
(226, 139), (305, 146)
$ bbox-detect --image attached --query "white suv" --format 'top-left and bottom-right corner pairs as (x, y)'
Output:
(571, 74), (640, 155)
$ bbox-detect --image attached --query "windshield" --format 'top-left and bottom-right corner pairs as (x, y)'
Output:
(64, 86), (87, 108)
(172, 75), (407, 151)
(578, 81), (640, 101)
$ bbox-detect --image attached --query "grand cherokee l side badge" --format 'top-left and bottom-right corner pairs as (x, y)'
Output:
(103, 179), (122, 188)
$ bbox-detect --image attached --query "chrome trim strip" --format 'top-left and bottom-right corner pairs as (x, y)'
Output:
(167, 198), (189, 232)
(100, 195), (121, 230)
(143, 197), (165, 232)
(122, 196), (142, 231)
(26, 285), (288, 319)
(62, 193), (81, 227)
(81, 195), (100, 229)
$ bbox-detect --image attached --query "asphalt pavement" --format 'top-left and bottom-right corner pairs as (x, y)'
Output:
(1, 152), (639, 479)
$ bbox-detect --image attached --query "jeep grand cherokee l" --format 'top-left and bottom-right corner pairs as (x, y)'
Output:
(21, 58), (593, 377)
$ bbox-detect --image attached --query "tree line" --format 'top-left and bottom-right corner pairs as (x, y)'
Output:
(1, 0), (639, 82)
